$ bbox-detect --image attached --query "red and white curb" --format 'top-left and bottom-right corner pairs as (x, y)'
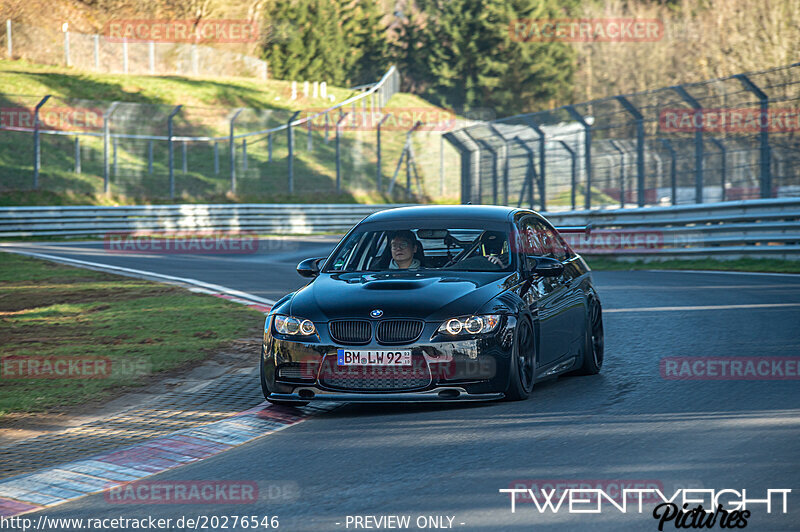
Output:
(0, 402), (337, 517)
(0, 247), (312, 517)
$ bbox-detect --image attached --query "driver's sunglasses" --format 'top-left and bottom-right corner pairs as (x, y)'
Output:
(390, 241), (411, 250)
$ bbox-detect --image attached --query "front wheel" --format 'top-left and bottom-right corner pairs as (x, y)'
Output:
(576, 298), (604, 375)
(504, 316), (536, 401)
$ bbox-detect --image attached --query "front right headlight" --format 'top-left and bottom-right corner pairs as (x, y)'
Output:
(273, 314), (317, 336)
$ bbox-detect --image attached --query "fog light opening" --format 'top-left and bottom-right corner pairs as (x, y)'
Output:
(438, 389), (461, 399)
(298, 389), (315, 399)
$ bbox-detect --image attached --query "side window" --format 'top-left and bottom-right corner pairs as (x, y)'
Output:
(519, 218), (545, 256)
(540, 222), (569, 261)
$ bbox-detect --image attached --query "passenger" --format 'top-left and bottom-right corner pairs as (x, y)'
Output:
(388, 230), (421, 270)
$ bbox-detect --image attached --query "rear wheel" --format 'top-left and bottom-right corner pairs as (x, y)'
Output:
(504, 316), (536, 401)
(260, 352), (309, 407)
(576, 298), (604, 375)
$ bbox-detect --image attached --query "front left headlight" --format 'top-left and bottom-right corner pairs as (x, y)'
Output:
(437, 314), (501, 336)
(272, 314), (317, 336)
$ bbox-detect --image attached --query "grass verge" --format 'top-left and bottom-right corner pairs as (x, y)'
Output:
(587, 256), (800, 274)
(0, 253), (264, 418)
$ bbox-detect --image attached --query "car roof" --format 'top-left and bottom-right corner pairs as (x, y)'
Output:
(365, 205), (520, 223)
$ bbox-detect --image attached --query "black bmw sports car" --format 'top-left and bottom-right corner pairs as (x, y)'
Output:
(260, 205), (603, 405)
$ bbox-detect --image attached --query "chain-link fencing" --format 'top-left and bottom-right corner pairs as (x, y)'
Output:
(0, 67), (425, 202)
(1, 20), (268, 79)
(444, 63), (800, 211)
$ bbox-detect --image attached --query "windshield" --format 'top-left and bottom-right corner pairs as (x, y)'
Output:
(324, 225), (515, 273)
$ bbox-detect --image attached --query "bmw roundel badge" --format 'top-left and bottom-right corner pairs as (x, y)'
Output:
(370, 309), (383, 318)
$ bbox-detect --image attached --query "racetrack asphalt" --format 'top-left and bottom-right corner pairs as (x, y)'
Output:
(3, 239), (800, 531)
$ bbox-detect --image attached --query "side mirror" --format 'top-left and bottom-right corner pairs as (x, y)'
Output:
(297, 257), (325, 278)
(527, 256), (564, 277)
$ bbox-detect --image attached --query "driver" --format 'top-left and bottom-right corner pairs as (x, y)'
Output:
(480, 231), (509, 268)
(388, 230), (421, 270)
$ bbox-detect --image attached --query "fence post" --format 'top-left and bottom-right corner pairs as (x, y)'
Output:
(616, 96), (645, 206)
(74, 137), (81, 174)
(229, 108), (244, 194)
(672, 85), (703, 203)
(443, 130), (480, 205)
(112, 137), (118, 176)
(102, 102), (120, 195)
(148, 42), (155, 74)
(565, 106), (591, 210)
(167, 104), (182, 199)
(267, 133), (272, 162)
(147, 140), (153, 174)
(735, 74), (771, 198)
(63, 24), (70, 66)
(6, 20), (11, 59)
(709, 138), (727, 202)
(213, 142), (219, 174)
(242, 139), (248, 171)
(522, 118), (546, 211)
(32, 95), (51, 189)
(335, 112), (348, 192)
(182, 140), (187, 173)
(659, 139), (677, 206)
(476, 140), (499, 205)
(559, 141), (577, 210)
(287, 110), (301, 194)
(609, 140), (625, 208)
(508, 137), (537, 209)
(376, 113), (391, 193)
(489, 125), (510, 205)
(306, 114), (312, 151)
(440, 134), (445, 197)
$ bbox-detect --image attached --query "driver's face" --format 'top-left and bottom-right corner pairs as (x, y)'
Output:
(390, 238), (414, 263)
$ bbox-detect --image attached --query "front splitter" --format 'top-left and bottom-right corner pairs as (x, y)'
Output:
(270, 386), (504, 403)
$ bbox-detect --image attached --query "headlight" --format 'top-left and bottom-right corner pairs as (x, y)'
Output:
(437, 314), (501, 336)
(273, 315), (317, 336)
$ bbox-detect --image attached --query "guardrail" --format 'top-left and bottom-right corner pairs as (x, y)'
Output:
(544, 197), (800, 259)
(0, 204), (411, 237)
(1, 199), (798, 260)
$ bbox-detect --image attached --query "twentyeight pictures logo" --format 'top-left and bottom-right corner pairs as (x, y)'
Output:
(103, 20), (259, 43)
(510, 18), (664, 42)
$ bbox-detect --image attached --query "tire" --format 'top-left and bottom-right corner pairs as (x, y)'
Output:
(576, 297), (604, 375)
(260, 351), (309, 407)
(504, 316), (536, 401)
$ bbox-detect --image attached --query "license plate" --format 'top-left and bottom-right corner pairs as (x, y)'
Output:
(336, 349), (412, 366)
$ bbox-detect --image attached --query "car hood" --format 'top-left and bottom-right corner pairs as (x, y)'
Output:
(288, 271), (513, 322)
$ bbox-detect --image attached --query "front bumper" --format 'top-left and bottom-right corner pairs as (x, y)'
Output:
(262, 317), (517, 402)
(269, 386), (504, 403)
